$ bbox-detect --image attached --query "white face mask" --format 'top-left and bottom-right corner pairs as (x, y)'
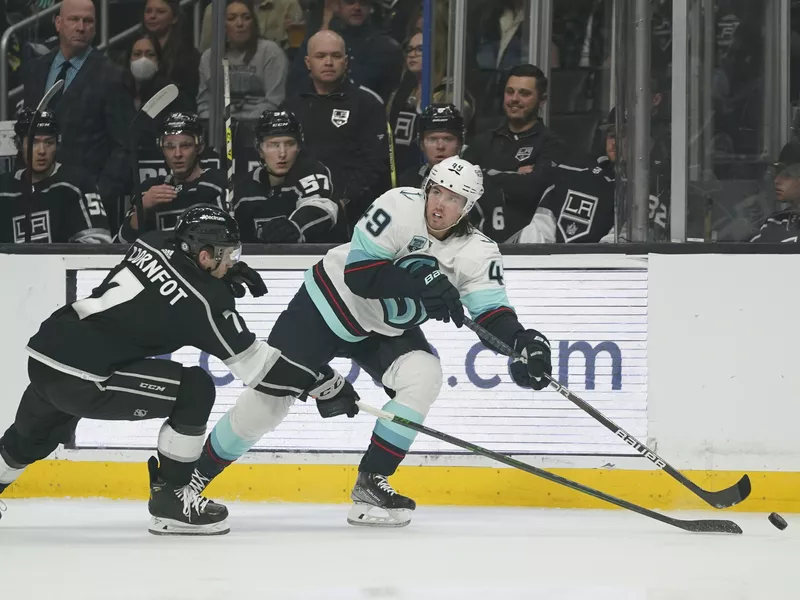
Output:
(130, 57), (158, 82)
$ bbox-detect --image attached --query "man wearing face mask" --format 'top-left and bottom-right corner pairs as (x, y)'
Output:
(233, 110), (345, 243)
(117, 112), (226, 242)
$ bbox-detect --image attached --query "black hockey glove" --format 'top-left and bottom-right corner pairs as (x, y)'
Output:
(223, 262), (268, 298)
(307, 366), (360, 418)
(509, 329), (552, 390)
(412, 265), (464, 328)
(257, 216), (303, 244)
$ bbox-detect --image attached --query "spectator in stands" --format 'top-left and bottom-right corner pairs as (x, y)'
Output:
(126, 33), (195, 115)
(288, 0), (403, 102)
(200, 0), (304, 52)
(142, 0), (201, 107)
(388, 30), (475, 176)
(234, 110), (345, 243)
(117, 112), (225, 242)
(282, 30), (389, 225)
(198, 0), (289, 122)
(23, 0), (136, 211)
(397, 103), (507, 242)
(750, 146), (800, 243)
(0, 107), (111, 244)
(463, 63), (564, 238)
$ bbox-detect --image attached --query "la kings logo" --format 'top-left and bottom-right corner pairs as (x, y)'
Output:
(394, 111), (417, 145)
(558, 190), (598, 242)
(13, 210), (51, 243)
(331, 109), (350, 128)
(515, 147), (533, 162)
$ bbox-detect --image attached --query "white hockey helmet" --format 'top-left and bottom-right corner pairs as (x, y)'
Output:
(423, 156), (484, 214)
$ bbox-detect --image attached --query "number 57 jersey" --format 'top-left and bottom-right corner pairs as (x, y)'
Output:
(305, 187), (514, 341)
(26, 231), (265, 384)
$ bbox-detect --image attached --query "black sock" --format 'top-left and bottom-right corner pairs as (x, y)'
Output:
(195, 437), (233, 485)
(359, 435), (407, 476)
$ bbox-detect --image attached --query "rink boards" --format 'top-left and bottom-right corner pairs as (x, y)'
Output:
(0, 250), (799, 512)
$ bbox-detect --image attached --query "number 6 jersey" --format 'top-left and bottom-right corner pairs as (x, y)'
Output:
(305, 187), (518, 342)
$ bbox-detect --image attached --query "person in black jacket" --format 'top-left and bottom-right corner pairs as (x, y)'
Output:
(287, 0), (403, 102)
(398, 103), (508, 242)
(234, 110), (346, 243)
(282, 30), (390, 226)
(23, 0), (136, 209)
(117, 112), (225, 242)
(463, 63), (564, 237)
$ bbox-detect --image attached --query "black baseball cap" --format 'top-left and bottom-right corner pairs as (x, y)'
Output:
(775, 142), (800, 174)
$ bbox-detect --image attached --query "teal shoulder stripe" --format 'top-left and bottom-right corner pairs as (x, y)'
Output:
(461, 288), (511, 318)
(348, 227), (395, 263)
(303, 270), (367, 343)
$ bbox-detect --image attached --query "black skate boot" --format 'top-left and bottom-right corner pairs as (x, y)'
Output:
(147, 457), (229, 536)
(347, 471), (416, 528)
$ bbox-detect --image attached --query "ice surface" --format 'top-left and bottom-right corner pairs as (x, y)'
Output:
(1, 500), (798, 600)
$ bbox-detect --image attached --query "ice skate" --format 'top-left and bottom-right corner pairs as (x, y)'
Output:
(347, 471), (416, 528)
(147, 457), (229, 536)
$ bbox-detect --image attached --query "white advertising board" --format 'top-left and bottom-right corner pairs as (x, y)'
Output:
(73, 267), (647, 456)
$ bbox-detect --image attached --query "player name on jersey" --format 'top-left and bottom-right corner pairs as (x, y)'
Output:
(125, 246), (189, 306)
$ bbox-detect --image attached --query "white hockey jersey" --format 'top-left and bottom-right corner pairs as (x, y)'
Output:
(304, 187), (513, 341)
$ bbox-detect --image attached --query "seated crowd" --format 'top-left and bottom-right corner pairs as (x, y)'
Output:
(9, 0), (787, 246)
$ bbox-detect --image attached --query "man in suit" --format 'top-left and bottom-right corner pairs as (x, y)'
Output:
(23, 0), (136, 220)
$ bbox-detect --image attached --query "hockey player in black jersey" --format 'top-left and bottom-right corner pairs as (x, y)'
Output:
(233, 110), (345, 243)
(0, 205), (289, 535)
(0, 107), (112, 244)
(117, 112), (226, 242)
(397, 104), (508, 242)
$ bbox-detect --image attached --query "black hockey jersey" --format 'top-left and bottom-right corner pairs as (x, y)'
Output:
(26, 231), (266, 384)
(117, 169), (226, 242)
(232, 155), (345, 243)
(511, 157), (615, 243)
(750, 209), (800, 243)
(0, 164), (111, 244)
(397, 163), (508, 242)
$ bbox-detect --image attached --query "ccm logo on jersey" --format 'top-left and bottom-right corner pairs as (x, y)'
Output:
(126, 246), (190, 305)
(139, 383), (167, 392)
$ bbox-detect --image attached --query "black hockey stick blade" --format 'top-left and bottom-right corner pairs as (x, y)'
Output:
(461, 317), (751, 509)
(356, 401), (742, 534)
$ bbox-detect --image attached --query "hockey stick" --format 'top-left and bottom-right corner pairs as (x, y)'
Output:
(386, 120), (397, 188)
(24, 79), (64, 242)
(222, 59), (234, 213)
(461, 316), (752, 509)
(356, 401), (742, 534)
(128, 84), (179, 234)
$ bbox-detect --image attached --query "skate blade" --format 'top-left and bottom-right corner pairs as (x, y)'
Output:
(346, 503), (412, 528)
(148, 516), (230, 536)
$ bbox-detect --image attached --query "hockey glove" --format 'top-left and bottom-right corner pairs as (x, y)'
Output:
(257, 216), (303, 244)
(413, 265), (464, 328)
(509, 329), (552, 390)
(223, 262), (268, 298)
(307, 365), (360, 418)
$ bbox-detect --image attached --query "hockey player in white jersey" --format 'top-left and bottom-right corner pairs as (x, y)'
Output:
(191, 156), (553, 527)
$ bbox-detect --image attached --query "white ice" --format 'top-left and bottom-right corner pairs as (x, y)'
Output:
(1, 500), (798, 600)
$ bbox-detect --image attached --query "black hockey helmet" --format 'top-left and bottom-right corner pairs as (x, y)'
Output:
(174, 204), (241, 263)
(418, 103), (465, 144)
(160, 111), (205, 146)
(14, 107), (60, 144)
(255, 110), (304, 145)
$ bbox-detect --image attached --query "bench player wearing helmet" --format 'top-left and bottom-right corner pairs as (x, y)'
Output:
(397, 104), (508, 242)
(192, 156), (552, 527)
(0, 205), (280, 535)
(233, 110), (345, 243)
